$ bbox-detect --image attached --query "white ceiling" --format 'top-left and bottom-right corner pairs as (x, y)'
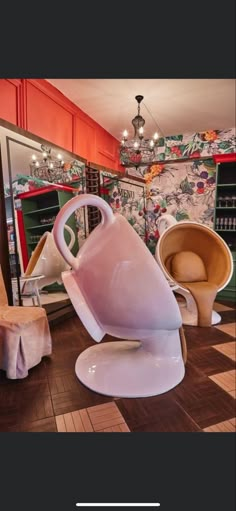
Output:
(47, 79), (236, 141)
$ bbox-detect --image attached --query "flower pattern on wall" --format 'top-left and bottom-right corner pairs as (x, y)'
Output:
(126, 127), (235, 179)
(101, 176), (147, 242)
(142, 158), (216, 253)
(101, 158), (217, 255)
(4, 161), (85, 197)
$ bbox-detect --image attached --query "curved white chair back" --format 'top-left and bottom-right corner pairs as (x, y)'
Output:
(24, 224), (76, 288)
(156, 213), (177, 235)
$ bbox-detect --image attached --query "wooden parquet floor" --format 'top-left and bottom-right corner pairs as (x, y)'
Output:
(0, 300), (235, 433)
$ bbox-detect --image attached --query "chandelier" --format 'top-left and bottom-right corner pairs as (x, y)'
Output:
(120, 95), (162, 169)
(30, 145), (65, 182)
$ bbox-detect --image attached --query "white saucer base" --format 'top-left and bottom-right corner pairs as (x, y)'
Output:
(211, 310), (222, 325)
(175, 288), (222, 326)
(178, 303), (222, 326)
(75, 340), (185, 398)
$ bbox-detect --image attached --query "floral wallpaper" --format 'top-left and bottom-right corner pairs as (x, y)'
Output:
(101, 175), (147, 242)
(100, 159), (217, 255)
(4, 160), (85, 197)
(74, 203), (88, 248)
(126, 127), (235, 179)
(143, 158), (216, 254)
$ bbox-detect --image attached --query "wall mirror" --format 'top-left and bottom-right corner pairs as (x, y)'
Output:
(0, 118), (87, 321)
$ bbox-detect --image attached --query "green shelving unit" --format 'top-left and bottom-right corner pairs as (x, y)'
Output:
(20, 187), (79, 291)
(213, 161), (236, 302)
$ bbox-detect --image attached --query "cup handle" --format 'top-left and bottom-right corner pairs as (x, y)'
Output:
(64, 224), (76, 251)
(53, 193), (114, 271)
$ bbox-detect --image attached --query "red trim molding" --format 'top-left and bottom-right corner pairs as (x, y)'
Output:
(98, 147), (116, 162)
(20, 80), (28, 130)
(16, 209), (29, 270)
(5, 79), (24, 128)
(213, 153), (236, 163)
(16, 183), (78, 200)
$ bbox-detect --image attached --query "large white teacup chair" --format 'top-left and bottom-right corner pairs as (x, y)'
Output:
(155, 221), (233, 327)
(53, 194), (187, 398)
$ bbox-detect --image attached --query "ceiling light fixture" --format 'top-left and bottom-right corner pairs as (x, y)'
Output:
(119, 95), (162, 169)
(30, 145), (65, 182)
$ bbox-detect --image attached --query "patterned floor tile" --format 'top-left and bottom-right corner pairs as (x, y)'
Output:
(56, 402), (130, 432)
(186, 346), (235, 375)
(209, 370), (236, 396)
(204, 418), (235, 432)
(1, 312), (235, 433)
(213, 302), (234, 312)
(216, 311), (236, 324)
(214, 323), (236, 338)
(213, 342), (236, 361)
(4, 417), (57, 433)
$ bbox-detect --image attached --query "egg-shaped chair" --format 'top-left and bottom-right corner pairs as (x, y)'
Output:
(155, 221), (233, 327)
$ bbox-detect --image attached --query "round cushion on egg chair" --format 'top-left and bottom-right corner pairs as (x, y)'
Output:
(156, 221), (233, 327)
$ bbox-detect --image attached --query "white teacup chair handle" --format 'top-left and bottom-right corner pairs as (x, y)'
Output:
(62, 224), (76, 251)
(53, 194), (114, 271)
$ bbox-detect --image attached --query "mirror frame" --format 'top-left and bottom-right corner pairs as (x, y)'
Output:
(0, 117), (87, 321)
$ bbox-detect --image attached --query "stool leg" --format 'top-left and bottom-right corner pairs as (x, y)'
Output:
(35, 284), (41, 307)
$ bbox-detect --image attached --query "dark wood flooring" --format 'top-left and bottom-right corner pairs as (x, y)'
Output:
(0, 300), (235, 432)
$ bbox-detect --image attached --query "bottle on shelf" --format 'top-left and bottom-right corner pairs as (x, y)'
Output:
(214, 158), (235, 301)
(225, 195), (232, 207)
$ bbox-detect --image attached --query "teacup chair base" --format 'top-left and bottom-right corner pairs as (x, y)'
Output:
(75, 332), (185, 398)
(174, 286), (221, 326)
(64, 271), (185, 397)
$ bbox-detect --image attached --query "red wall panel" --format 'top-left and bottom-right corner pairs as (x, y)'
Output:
(0, 78), (122, 172)
(74, 114), (96, 162)
(26, 81), (73, 152)
(0, 79), (18, 125)
(96, 125), (119, 168)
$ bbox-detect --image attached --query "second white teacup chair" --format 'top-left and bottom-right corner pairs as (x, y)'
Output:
(53, 194), (187, 398)
(155, 221), (233, 327)
(24, 224), (76, 289)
